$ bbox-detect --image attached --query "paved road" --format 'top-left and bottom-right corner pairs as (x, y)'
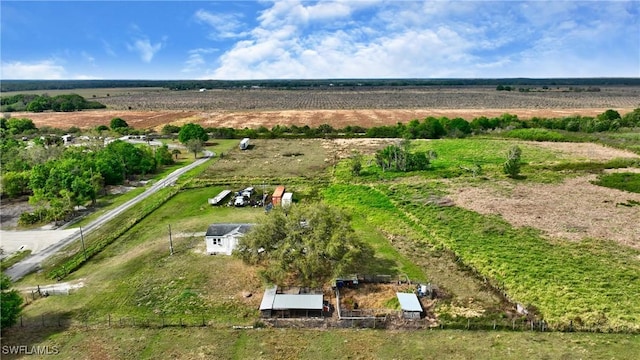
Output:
(4, 151), (212, 281)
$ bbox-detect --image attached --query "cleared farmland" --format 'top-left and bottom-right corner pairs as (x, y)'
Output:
(8, 85), (639, 130)
(96, 86), (640, 111)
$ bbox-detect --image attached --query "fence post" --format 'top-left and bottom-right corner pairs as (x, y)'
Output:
(161, 315), (165, 328)
(108, 314), (111, 327)
(20, 316), (23, 327)
(41, 314), (45, 327)
(493, 320), (496, 330)
(202, 315), (206, 327)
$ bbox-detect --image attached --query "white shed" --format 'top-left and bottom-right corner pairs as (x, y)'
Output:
(282, 192), (293, 208)
(396, 292), (423, 319)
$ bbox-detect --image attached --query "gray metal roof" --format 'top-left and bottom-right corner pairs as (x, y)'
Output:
(205, 223), (253, 237)
(259, 285), (278, 311)
(259, 286), (323, 311)
(396, 292), (422, 312)
(272, 294), (323, 310)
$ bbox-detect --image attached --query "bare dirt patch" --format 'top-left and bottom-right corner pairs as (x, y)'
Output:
(11, 110), (198, 130)
(0, 198), (33, 229)
(526, 141), (640, 161)
(451, 176), (640, 248)
(322, 138), (397, 159)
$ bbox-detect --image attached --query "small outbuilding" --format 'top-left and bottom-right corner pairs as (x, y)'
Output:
(272, 186), (285, 206)
(281, 192), (293, 208)
(260, 285), (324, 318)
(396, 292), (423, 319)
(205, 223), (253, 255)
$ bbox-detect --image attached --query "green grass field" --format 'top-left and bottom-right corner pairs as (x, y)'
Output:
(5, 136), (640, 358)
(2, 327), (639, 360)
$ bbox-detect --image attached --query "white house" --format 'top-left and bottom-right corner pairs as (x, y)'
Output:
(204, 223), (253, 255)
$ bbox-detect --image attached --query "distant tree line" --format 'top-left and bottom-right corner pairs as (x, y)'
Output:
(160, 108), (640, 140)
(0, 94), (106, 112)
(3, 78), (640, 92)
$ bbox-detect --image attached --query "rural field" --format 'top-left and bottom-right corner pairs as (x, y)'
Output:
(2, 85), (640, 359)
(8, 86), (640, 131)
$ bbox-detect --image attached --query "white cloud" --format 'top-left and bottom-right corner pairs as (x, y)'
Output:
(102, 40), (117, 57)
(1, 60), (66, 79)
(81, 51), (95, 65)
(127, 38), (164, 63)
(201, 0), (640, 79)
(182, 48), (218, 73)
(194, 9), (248, 39)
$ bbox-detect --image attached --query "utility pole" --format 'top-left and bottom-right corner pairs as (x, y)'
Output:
(80, 226), (87, 261)
(168, 224), (174, 255)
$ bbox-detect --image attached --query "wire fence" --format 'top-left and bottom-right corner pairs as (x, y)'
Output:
(10, 313), (640, 334)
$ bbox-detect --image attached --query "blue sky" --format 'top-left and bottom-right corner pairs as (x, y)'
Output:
(1, 1), (638, 80)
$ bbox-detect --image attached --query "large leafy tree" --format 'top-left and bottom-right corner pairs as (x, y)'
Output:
(178, 123), (208, 144)
(1, 273), (23, 329)
(235, 203), (373, 287)
(6, 118), (36, 135)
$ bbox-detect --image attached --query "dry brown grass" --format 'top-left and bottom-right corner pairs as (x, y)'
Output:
(12, 108), (636, 131)
(339, 283), (414, 311)
(450, 175), (640, 248)
(527, 141), (640, 161)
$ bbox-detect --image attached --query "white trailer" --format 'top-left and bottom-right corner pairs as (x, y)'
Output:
(239, 138), (250, 150)
(208, 189), (232, 206)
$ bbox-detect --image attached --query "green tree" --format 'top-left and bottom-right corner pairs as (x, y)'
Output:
(171, 148), (181, 160)
(621, 108), (640, 128)
(503, 145), (522, 178)
(178, 123), (208, 144)
(185, 139), (203, 159)
(235, 203), (373, 287)
(1, 171), (31, 198)
(6, 118), (36, 135)
(155, 144), (174, 165)
(350, 151), (363, 176)
(375, 140), (434, 172)
(162, 124), (181, 135)
(1, 273), (23, 329)
(109, 117), (129, 131)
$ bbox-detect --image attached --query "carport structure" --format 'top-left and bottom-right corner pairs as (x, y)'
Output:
(259, 285), (324, 318)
